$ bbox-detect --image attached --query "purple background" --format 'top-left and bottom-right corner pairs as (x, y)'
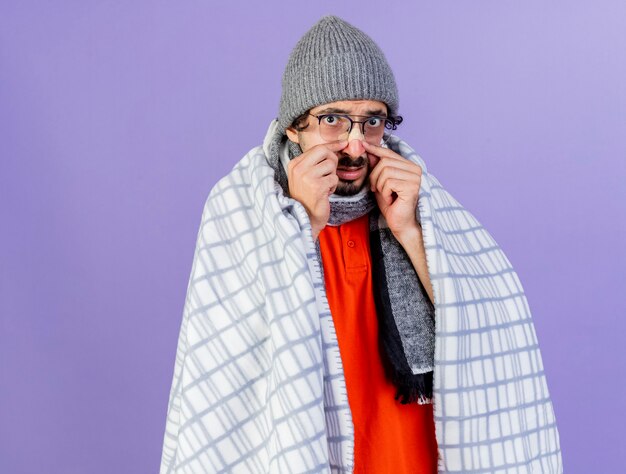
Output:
(1, 1), (625, 473)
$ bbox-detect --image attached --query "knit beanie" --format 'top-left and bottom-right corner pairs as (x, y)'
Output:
(277, 15), (399, 133)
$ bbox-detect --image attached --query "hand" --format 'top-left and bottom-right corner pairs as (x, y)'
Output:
(287, 140), (346, 240)
(363, 140), (423, 244)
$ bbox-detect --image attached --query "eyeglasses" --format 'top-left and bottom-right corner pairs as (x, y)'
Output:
(308, 113), (402, 145)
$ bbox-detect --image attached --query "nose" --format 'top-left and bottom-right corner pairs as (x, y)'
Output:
(343, 138), (365, 158)
(343, 125), (366, 157)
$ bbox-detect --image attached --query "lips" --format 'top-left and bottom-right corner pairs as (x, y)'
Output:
(336, 166), (365, 181)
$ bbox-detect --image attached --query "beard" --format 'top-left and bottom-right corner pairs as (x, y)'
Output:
(334, 180), (364, 196)
(334, 154), (370, 196)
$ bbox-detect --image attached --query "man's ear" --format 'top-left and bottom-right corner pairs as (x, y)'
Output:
(285, 126), (300, 144)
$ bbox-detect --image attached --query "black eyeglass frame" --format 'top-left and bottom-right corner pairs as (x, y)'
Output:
(307, 113), (403, 139)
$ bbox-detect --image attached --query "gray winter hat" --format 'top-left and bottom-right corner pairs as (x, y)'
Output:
(277, 15), (399, 134)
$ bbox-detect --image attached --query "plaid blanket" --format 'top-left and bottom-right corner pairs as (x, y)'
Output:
(159, 120), (563, 473)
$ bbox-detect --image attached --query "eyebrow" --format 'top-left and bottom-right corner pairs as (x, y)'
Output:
(314, 107), (388, 117)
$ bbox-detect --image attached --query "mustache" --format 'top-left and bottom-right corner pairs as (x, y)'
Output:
(337, 155), (367, 168)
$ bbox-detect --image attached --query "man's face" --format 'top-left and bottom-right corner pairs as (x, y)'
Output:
(285, 99), (388, 196)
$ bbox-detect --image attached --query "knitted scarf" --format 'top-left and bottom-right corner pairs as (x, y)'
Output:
(275, 137), (435, 404)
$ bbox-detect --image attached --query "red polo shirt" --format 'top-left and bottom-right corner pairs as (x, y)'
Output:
(318, 213), (438, 474)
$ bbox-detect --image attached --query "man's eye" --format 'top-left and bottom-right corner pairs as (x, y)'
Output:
(323, 115), (339, 125)
(367, 117), (383, 127)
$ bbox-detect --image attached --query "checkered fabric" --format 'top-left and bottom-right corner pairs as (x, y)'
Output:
(159, 119), (563, 473)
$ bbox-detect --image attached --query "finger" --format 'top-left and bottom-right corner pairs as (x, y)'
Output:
(308, 140), (347, 165)
(362, 140), (420, 167)
(370, 162), (421, 192)
(369, 156), (421, 186)
(376, 174), (420, 207)
(379, 177), (417, 206)
(362, 140), (402, 160)
(306, 159), (338, 179)
(291, 140), (345, 171)
(326, 173), (339, 196)
(380, 178), (398, 206)
(380, 175), (419, 201)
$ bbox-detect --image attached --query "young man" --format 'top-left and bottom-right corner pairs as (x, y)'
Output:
(284, 99), (438, 472)
(160, 15), (562, 474)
